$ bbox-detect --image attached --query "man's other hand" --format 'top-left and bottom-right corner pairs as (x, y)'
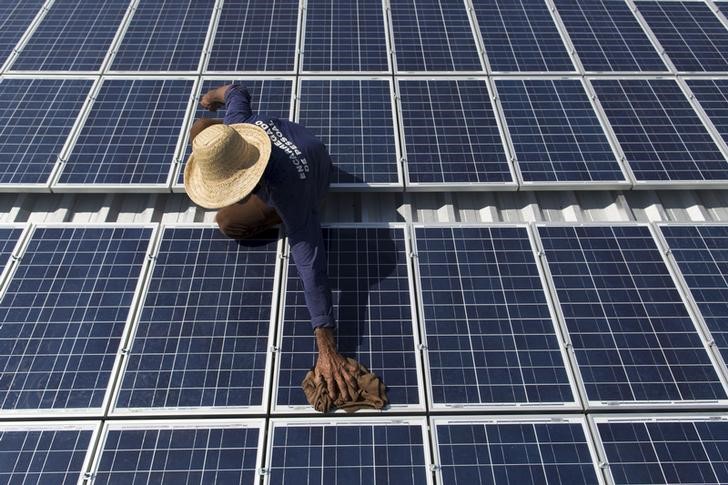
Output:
(314, 327), (358, 401)
(200, 91), (224, 111)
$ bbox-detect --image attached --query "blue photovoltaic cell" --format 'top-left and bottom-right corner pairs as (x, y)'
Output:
(414, 227), (574, 407)
(94, 425), (260, 484)
(110, 0), (215, 71)
(116, 227), (278, 410)
(472, 0), (574, 72)
(269, 423), (428, 484)
(178, 79), (293, 185)
(0, 226), (152, 411)
(435, 421), (600, 484)
(302, 0), (389, 72)
(0, 0), (45, 67)
(60, 78), (192, 186)
(591, 79), (728, 183)
(597, 419), (728, 484)
(661, 225), (728, 369)
(636, 1), (728, 72)
(0, 427), (93, 484)
(206, 0), (299, 72)
(390, 0), (482, 72)
(10, 0), (129, 71)
(0, 78), (92, 186)
(398, 80), (512, 185)
(538, 225), (726, 403)
(687, 79), (728, 146)
(276, 227), (420, 409)
(297, 80), (398, 185)
(497, 79), (623, 183)
(554, 0), (667, 72)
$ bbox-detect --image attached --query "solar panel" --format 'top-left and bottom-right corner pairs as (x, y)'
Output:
(636, 1), (728, 72)
(273, 226), (423, 411)
(0, 225), (25, 288)
(301, 0), (390, 72)
(0, 0), (45, 69)
(109, 0), (215, 72)
(389, 0), (483, 72)
(591, 79), (728, 185)
(537, 224), (727, 406)
(206, 0), (299, 73)
(496, 79), (625, 186)
(0, 78), (92, 187)
(175, 78), (294, 189)
(267, 419), (431, 485)
(114, 226), (280, 414)
(413, 226), (577, 409)
(553, 0), (668, 72)
(594, 416), (728, 484)
(0, 422), (96, 485)
(9, 0), (130, 72)
(0, 225), (153, 415)
(57, 78), (193, 189)
(687, 79), (728, 146)
(659, 224), (728, 374)
(471, 0), (575, 72)
(431, 417), (602, 484)
(297, 79), (400, 187)
(397, 79), (513, 187)
(91, 420), (263, 484)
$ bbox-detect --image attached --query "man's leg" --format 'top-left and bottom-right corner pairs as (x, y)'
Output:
(215, 194), (282, 240)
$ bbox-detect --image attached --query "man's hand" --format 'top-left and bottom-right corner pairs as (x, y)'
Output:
(314, 327), (358, 401)
(199, 84), (231, 112)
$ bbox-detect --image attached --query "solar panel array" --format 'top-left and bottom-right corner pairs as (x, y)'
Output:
(3, 0), (728, 482)
(1, 0), (728, 190)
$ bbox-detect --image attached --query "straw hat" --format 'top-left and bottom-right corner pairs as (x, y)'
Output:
(184, 123), (271, 209)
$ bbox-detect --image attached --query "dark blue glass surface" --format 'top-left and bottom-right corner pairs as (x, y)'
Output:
(687, 79), (728, 146)
(539, 225), (726, 403)
(0, 1), (45, 67)
(297, 80), (398, 185)
(276, 227), (420, 408)
(497, 79), (622, 183)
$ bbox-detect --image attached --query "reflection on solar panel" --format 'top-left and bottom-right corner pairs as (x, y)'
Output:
(414, 226), (575, 408)
(595, 416), (728, 484)
(390, 0), (483, 72)
(0, 78), (92, 186)
(591, 79), (728, 184)
(9, 0), (129, 71)
(0, 227), (22, 271)
(432, 418), (600, 484)
(553, 0), (667, 72)
(0, 0), (45, 68)
(538, 225), (726, 405)
(206, 0), (299, 72)
(636, 1), (728, 72)
(59, 78), (192, 188)
(115, 227), (278, 412)
(302, 0), (389, 72)
(0, 424), (94, 484)
(660, 225), (728, 371)
(472, 0), (574, 72)
(110, 0), (215, 71)
(687, 79), (728, 146)
(275, 227), (421, 410)
(398, 79), (512, 186)
(297, 79), (399, 186)
(496, 79), (624, 185)
(92, 422), (262, 484)
(267, 420), (430, 485)
(0, 226), (152, 413)
(177, 78), (294, 186)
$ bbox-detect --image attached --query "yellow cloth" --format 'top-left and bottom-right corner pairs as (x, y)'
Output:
(301, 358), (388, 413)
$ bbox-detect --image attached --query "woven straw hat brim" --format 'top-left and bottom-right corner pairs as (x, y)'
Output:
(184, 123), (271, 209)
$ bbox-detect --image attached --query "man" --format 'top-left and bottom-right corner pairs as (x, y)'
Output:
(185, 84), (358, 403)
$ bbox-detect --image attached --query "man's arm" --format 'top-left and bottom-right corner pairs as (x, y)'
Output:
(199, 84), (253, 124)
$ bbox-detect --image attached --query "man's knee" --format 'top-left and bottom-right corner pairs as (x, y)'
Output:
(215, 205), (243, 239)
(189, 118), (223, 145)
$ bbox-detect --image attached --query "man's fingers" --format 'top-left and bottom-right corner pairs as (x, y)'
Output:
(326, 376), (337, 399)
(343, 371), (358, 392)
(335, 374), (350, 401)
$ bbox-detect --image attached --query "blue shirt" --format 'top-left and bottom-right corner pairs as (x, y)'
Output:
(224, 85), (336, 330)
